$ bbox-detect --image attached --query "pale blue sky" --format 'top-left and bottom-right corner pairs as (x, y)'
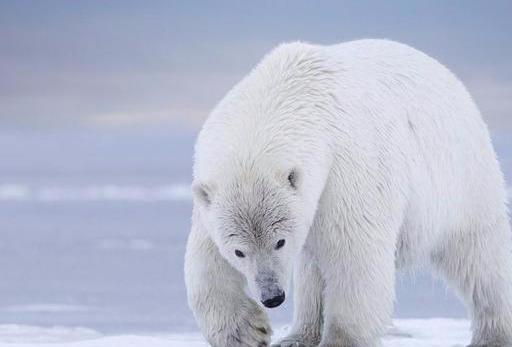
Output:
(1, 0), (511, 133)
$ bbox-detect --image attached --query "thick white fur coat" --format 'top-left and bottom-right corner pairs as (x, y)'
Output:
(185, 40), (512, 347)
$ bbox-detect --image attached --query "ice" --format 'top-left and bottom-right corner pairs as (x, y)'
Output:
(1, 304), (95, 314)
(0, 184), (191, 202)
(0, 319), (471, 346)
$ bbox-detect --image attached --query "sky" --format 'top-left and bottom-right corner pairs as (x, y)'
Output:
(0, 0), (511, 135)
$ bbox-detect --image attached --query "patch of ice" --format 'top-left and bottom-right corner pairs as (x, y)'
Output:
(1, 304), (95, 314)
(97, 238), (155, 251)
(0, 184), (31, 201)
(0, 184), (192, 202)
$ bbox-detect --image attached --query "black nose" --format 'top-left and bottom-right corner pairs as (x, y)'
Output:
(262, 291), (285, 308)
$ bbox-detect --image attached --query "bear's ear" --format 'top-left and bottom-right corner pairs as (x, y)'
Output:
(192, 182), (212, 207)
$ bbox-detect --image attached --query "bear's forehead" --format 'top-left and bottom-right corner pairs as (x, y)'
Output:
(225, 203), (280, 237)
(215, 174), (293, 241)
(219, 196), (291, 241)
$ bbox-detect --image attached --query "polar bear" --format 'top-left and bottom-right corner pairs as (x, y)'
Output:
(184, 39), (512, 347)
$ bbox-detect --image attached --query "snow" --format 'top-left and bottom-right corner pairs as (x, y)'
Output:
(0, 319), (471, 347)
(383, 319), (470, 346)
(0, 325), (100, 344)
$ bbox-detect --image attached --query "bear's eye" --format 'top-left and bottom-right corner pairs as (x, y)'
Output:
(275, 239), (285, 250)
(235, 249), (245, 258)
(287, 170), (297, 189)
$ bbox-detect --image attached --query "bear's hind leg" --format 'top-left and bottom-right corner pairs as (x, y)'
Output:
(272, 248), (324, 347)
(431, 218), (512, 347)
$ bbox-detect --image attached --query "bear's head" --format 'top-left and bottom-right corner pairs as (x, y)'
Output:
(193, 167), (308, 308)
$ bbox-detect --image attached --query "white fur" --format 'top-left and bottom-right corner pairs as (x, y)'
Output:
(185, 39), (512, 347)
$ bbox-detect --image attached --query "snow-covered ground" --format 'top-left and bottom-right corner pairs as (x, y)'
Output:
(0, 319), (471, 347)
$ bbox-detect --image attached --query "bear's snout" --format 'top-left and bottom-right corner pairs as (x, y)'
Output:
(261, 290), (285, 308)
(255, 265), (286, 308)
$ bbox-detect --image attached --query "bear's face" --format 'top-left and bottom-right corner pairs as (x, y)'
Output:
(193, 169), (306, 308)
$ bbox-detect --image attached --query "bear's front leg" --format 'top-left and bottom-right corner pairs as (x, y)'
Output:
(317, 224), (396, 347)
(185, 216), (272, 347)
(272, 247), (324, 347)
